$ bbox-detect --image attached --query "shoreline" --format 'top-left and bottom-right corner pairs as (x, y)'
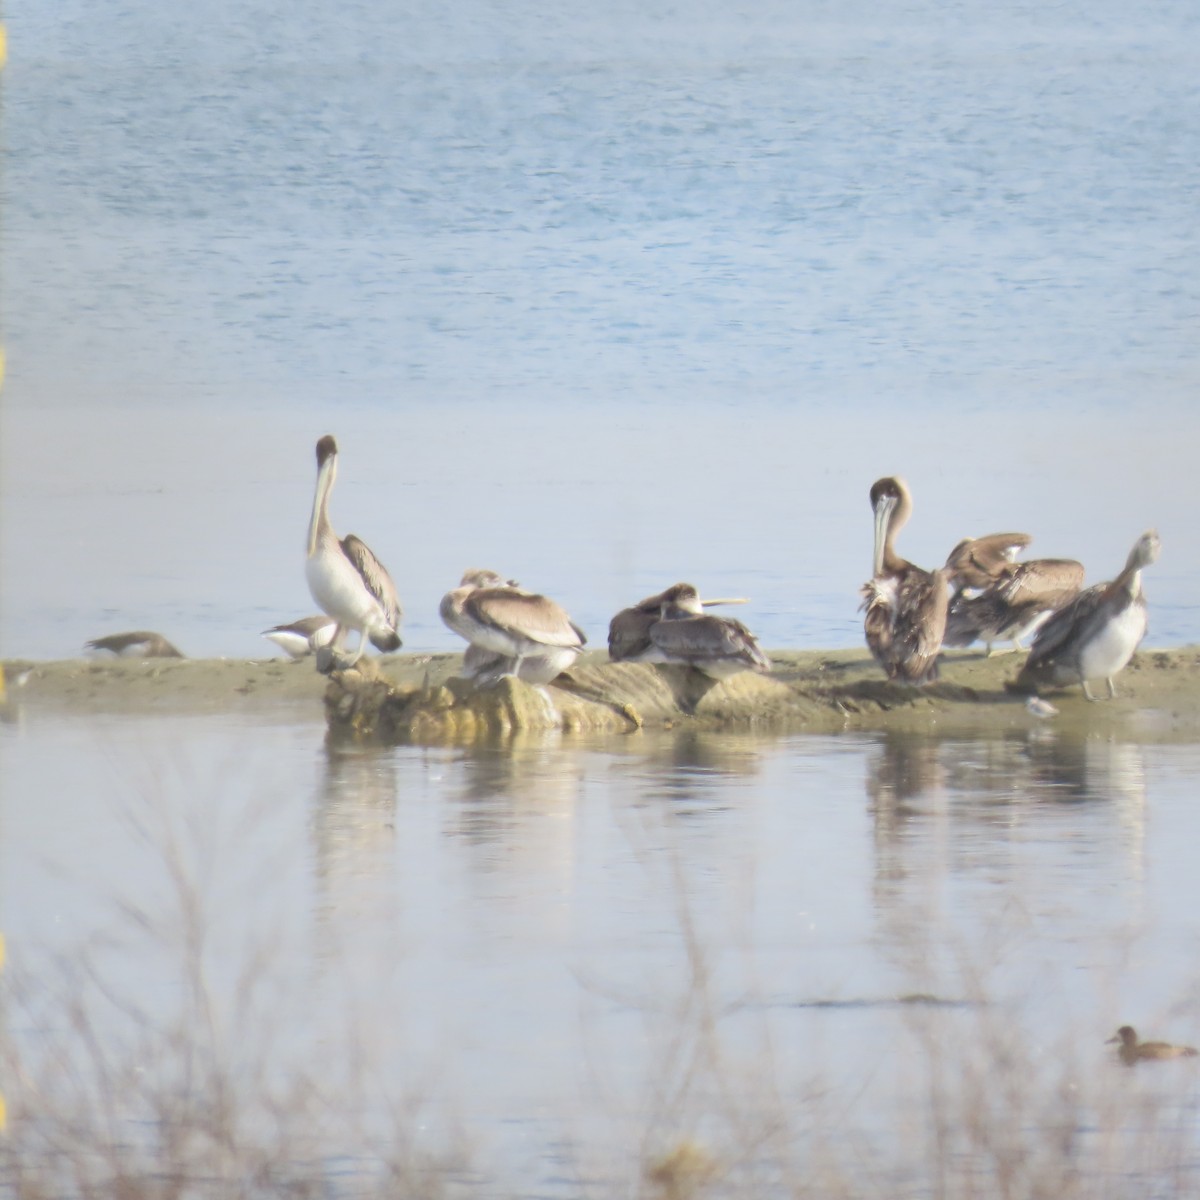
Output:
(4, 645), (1199, 741)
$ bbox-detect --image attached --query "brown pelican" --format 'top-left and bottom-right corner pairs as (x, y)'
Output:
(84, 631), (184, 658)
(859, 476), (950, 685)
(1108, 1025), (1198, 1066)
(261, 615), (337, 661)
(305, 435), (402, 671)
(608, 586), (751, 662)
(1013, 530), (1160, 701)
(943, 540), (1085, 655)
(943, 532), (1032, 591)
(613, 582), (770, 679)
(440, 569), (586, 684)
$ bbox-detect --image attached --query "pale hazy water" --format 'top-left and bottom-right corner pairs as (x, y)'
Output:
(5, 0), (1200, 1190)
(5, 712), (1200, 1190)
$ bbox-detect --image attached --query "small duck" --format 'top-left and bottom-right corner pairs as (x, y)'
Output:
(1013, 531), (1160, 701)
(261, 616), (337, 660)
(440, 569), (586, 685)
(1108, 1025), (1198, 1066)
(859, 476), (950, 685)
(84, 631), (185, 659)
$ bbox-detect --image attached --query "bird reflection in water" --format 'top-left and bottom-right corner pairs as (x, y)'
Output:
(867, 730), (1148, 945)
(311, 743), (401, 961)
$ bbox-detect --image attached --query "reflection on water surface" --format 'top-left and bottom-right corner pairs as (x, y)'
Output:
(4, 715), (1200, 1194)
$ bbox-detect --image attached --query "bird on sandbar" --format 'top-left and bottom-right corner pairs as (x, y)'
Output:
(260, 615), (337, 661)
(611, 582), (770, 680)
(84, 631), (185, 658)
(440, 568), (586, 685)
(1012, 530), (1159, 701)
(859, 476), (950, 685)
(304, 434), (402, 672)
(943, 533), (1085, 656)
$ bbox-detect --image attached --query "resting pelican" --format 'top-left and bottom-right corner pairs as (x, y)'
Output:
(612, 582), (770, 679)
(85, 631), (184, 658)
(1108, 1026), (1198, 1067)
(261, 616), (337, 661)
(305, 435), (402, 670)
(608, 585), (751, 662)
(1013, 530), (1159, 701)
(859, 476), (950, 685)
(440, 568), (586, 684)
(943, 535), (1085, 655)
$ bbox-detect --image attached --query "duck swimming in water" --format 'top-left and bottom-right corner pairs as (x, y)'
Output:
(859, 476), (950, 685)
(1013, 530), (1159, 701)
(1108, 1025), (1198, 1066)
(440, 569), (586, 685)
(305, 435), (403, 672)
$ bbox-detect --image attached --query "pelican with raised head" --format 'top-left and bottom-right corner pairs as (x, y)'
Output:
(943, 534), (1085, 655)
(440, 568), (586, 685)
(608, 585), (751, 663)
(305, 435), (402, 671)
(261, 615), (337, 661)
(1013, 530), (1160, 701)
(613, 582), (770, 679)
(859, 476), (950, 685)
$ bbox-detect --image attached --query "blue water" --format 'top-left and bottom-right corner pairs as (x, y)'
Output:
(4, 0), (1200, 659)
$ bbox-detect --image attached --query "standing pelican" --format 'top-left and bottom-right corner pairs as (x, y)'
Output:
(943, 534), (1085, 655)
(608, 585), (751, 663)
(261, 615), (337, 661)
(84, 631), (184, 658)
(1013, 531), (1160, 701)
(859, 476), (950, 685)
(305, 435), (402, 670)
(638, 582), (771, 679)
(440, 568), (586, 685)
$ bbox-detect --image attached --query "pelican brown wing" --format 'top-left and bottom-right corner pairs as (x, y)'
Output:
(341, 533), (403, 629)
(1021, 583), (1108, 667)
(890, 568), (949, 683)
(946, 532), (1032, 590)
(466, 588), (586, 648)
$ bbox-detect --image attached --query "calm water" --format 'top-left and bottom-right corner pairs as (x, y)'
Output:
(3, 0), (1200, 658)
(4, 711), (1200, 1191)
(5, 2), (1200, 1191)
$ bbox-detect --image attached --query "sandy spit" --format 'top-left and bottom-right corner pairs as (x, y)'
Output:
(4, 646), (1199, 743)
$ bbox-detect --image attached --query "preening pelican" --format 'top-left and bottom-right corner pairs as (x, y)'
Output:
(943, 531), (1083, 655)
(305, 435), (402, 671)
(610, 582), (769, 679)
(440, 568), (586, 685)
(261, 615), (337, 661)
(608, 585), (751, 663)
(1013, 530), (1160, 701)
(943, 532), (1032, 591)
(84, 631), (184, 658)
(859, 477), (950, 685)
